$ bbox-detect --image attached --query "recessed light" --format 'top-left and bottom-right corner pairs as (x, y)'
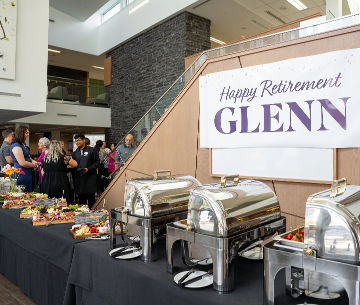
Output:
(93, 66), (104, 69)
(287, 0), (307, 10)
(48, 48), (61, 53)
(129, 0), (149, 14)
(210, 37), (226, 45)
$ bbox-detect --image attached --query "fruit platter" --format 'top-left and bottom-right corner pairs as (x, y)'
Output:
(1, 192), (49, 209)
(70, 220), (125, 239)
(20, 204), (89, 226)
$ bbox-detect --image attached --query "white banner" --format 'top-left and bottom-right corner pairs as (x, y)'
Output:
(200, 48), (360, 148)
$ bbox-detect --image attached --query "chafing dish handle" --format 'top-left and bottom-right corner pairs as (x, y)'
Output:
(330, 178), (347, 198)
(153, 170), (171, 181)
(220, 174), (240, 188)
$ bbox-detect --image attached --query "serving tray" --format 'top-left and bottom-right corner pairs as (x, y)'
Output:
(70, 229), (125, 239)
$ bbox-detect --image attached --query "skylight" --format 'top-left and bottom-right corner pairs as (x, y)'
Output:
(102, 2), (121, 23)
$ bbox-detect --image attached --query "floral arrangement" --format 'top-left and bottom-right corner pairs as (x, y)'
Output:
(2, 164), (25, 192)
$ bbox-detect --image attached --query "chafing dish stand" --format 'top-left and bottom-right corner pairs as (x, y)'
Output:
(110, 170), (201, 263)
(166, 176), (286, 294)
(264, 178), (360, 305)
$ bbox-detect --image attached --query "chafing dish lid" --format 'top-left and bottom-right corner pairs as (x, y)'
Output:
(124, 172), (201, 217)
(187, 178), (280, 236)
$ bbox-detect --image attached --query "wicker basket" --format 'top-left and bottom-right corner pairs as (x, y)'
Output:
(74, 212), (107, 225)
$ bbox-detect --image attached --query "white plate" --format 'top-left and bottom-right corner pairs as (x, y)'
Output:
(109, 247), (142, 259)
(190, 257), (213, 265)
(305, 290), (340, 299)
(128, 236), (140, 242)
(174, 271), (213, 288)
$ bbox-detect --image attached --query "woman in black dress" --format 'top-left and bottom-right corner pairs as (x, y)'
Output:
(41, 140), (78, 204)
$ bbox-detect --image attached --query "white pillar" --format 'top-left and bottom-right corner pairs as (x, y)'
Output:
(15, 123), (29, 147)
(326, 0), (342, 18)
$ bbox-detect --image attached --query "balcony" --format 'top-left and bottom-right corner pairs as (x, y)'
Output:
(47, 76), (109, 107)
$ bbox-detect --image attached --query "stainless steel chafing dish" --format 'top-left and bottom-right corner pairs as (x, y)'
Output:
(166, 176), (286, 294)
(109, 170), (201, 263)
(264, 178), (360, 305)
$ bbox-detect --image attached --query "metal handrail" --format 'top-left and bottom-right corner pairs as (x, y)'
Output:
(100, 12), (360, 165)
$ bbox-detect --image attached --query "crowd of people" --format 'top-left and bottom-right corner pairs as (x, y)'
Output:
(0, 126), (137, 209)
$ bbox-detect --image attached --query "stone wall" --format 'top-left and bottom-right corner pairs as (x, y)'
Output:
(106, 12), (210, 144)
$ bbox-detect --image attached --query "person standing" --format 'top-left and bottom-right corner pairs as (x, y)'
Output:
(10, 126), (38, 192)
(94, 140), (106, 196)
(71, 133), (99, 209)
(115, 134), (137, 170)
(101, 141), (111, 188)
(37, 137), (50, 183)
(107, 143), (116, 171)
(0, 129), (14, 169)
(41, 140), (77, 204)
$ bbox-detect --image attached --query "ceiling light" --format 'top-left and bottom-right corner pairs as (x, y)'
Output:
(129, 0), (149, 14)
(287, 0), (307, 10)
(252, 20), (268, 30)
(48, 49), (61, 53)
(210, 37), (226, 45)
(93, 66), (104, 69)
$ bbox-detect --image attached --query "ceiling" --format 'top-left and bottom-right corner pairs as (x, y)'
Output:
(49, 0), (109, 22)
(48, 45), (106, 75)
(190, 0), (328, 48)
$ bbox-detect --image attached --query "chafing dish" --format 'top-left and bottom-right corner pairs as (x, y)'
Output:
(166, 176), (286, 294)
(110, 170), (201, 263)
(264, 178), (360, 305)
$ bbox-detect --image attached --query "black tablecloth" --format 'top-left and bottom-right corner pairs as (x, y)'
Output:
(0, 206), (87, 273)
(0, 207), (88, 305)
(64, 236), (349, 305)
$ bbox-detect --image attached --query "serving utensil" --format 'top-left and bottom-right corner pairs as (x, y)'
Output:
(181, 269), (213, 287)
(114, 247), (142, 258)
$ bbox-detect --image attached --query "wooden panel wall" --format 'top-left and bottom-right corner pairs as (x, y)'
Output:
(95, 24), (360, 219)
(104, 57), (112, 87)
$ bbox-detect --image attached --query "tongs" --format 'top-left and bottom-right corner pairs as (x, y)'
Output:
(109, 244), (140, 257)
(45, 216), (55, 227)
(181, 269), (213, 287)
(177, 257), (210, 285)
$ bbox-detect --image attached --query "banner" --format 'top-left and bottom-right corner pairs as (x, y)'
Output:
(199, 48), (360, 148)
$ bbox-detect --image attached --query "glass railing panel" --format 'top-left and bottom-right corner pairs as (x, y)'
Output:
(47, 76), (109, 107)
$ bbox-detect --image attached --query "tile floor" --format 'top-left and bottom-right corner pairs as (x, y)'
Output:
(0, 273), (36, 305)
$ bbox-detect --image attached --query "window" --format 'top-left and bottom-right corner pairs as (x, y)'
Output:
(128, 0), (135, 3)
(102, 2), (121, 23)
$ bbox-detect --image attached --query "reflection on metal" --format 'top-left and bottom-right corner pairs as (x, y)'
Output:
(264, 181), (360, 305)
(167, 179), (286, 294)
(110, 173), (201, 263)
(153, 170), (171, 181)
(330, 178), (347, 198)
(220, 174), (239, 188)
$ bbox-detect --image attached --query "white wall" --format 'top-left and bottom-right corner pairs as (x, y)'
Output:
(98, 0), (198, 54)
(11, 101), (110, 128)
(0, 0), (49, 117)
(48, 0), (198, 56)
(48, 7), (100, 55)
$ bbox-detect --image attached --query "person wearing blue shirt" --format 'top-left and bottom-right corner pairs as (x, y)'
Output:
(10, 126), (38, 192)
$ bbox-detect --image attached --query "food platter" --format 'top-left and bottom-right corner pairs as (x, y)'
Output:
(70, 221), (124, 239)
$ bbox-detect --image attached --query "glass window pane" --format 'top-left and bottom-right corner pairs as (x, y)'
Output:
(103, 3), (120, 23)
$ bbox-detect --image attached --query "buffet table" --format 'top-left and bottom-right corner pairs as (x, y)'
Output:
(0, 207), (349, 305)
(0, 206), (88, 305)
(64, 236), (348, 305)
